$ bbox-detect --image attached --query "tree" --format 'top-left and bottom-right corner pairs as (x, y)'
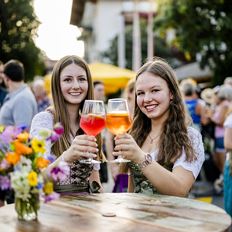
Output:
(101, 19), (185, 70)
(154, 0), (232, 85)
(0, 0), (45, 81)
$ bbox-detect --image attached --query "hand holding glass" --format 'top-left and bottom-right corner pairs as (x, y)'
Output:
(106, 98), (132, 163)
(80, 100), (106, 164)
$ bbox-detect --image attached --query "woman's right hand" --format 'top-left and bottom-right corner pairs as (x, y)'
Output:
(62, 135), (99, 163)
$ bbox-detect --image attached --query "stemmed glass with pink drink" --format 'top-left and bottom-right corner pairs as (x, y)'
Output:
(80, 100), (106, 164)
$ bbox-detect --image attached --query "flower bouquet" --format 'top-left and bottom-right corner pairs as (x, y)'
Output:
(0, 124), (69, 221)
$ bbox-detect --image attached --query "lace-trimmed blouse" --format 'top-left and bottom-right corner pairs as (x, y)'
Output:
(30, 111), (100, 193)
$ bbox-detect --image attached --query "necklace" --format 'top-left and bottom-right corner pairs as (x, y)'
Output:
(148, 133), (160, 144)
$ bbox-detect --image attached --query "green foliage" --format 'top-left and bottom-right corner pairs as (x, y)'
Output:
(0, 0), (45, 82)
(101, 20), (184, 70)
(154, 0), (232, 85)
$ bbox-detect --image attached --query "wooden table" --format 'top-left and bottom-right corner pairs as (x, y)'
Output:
(0, 193), (231, 232)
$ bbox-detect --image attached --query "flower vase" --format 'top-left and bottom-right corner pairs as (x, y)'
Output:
(15, 193), (40, 221)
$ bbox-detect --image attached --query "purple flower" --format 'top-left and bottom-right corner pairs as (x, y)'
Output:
(0, 159), (10, 170)
(0, 175), (11, 190)
(53, 123), (64, 135)
(48, 132), (60, 143)
(0, 126), (22, 144)
(44, 153), (57, 163)
(44, 192), (60, 203)
(49, 161), (70, 182)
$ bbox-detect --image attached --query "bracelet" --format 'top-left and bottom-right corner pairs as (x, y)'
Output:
(138, 153), (152, 169)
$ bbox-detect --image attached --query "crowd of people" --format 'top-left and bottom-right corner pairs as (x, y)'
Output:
(0, 56), (231, 217)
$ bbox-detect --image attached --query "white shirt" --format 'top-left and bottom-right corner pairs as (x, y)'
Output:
(150, 127), (205, 179)
(30, 111), (100, 171)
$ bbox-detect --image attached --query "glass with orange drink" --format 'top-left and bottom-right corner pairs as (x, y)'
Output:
(106, 98), (132, 163)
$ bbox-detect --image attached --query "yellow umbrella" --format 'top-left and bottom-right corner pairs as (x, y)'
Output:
(89, 62), (136, 95)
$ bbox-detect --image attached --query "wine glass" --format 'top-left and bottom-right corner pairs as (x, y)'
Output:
(79, 100), (106, 164)
(106, 98), (132, 163)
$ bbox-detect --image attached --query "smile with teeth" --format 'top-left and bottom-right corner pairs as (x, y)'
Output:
(145, 104), (158, 112)
(69, 92), (81, 96)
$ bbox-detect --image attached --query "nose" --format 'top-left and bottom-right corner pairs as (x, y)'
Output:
(72, 79), (80, 89)
(144, 92), (152, 102)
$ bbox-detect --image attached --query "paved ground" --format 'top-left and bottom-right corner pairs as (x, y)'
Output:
(190, 180), (224, 208)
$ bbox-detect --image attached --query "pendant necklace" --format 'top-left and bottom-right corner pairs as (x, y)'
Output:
(148, 133), (160, 144)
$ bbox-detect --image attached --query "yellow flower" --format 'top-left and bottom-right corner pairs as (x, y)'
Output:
(43, 181), (54, 194)
(0, 125), (4, 133)
(28, 171), (38, 187)
(31, 138), (46, 154)
(17, 132), (30, 143)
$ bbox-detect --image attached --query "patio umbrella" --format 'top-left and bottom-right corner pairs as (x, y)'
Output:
(89, 62), (136, 95)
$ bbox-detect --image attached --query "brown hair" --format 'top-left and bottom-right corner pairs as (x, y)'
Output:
(50, 55), (104, 161)
(131, 57), (195, 165)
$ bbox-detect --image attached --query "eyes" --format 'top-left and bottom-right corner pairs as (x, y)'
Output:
(62, 76), (87, 83)
(136, 89), (160, 96)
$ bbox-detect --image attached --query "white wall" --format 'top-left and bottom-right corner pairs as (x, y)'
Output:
(89, 1), (123, 62)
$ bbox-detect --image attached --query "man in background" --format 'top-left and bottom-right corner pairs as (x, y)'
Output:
(0, 59), (37, 128)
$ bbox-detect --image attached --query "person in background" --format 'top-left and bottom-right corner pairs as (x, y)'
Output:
(31, 77), (51, 112)
(93, 81), (105, 102)
(124, 78), (136, 117)
(114, 58), (205, 196)
(93, 80), (108, 184)
(224, 77), (232, 87)
(0, 61), (8, 206)
(0, 60), (37, 206)
(30, 55), (104, 194)
(0, 61), (8, 108)
(223, 105), (232, 216)
(0, 60), (37, 128)
(200, 88), (220, 183)
(180, 79), (205, 131)
(211, 85), (232, 193)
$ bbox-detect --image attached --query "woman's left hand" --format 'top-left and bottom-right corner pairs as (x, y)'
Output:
(113, 133), (146, 163)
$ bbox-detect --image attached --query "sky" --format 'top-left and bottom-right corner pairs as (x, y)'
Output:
(33, 0), (84, 60)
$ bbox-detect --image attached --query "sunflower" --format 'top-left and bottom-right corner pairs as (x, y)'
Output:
(31, 138), (46, 154)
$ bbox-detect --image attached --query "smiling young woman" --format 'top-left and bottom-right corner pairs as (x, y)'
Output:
(113, 57), (205, 197)
(30, 55), (105, 194)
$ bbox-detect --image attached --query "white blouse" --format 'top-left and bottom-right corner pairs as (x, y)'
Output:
(30, 111), (100, 171)
(150, 127), (205, 179)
